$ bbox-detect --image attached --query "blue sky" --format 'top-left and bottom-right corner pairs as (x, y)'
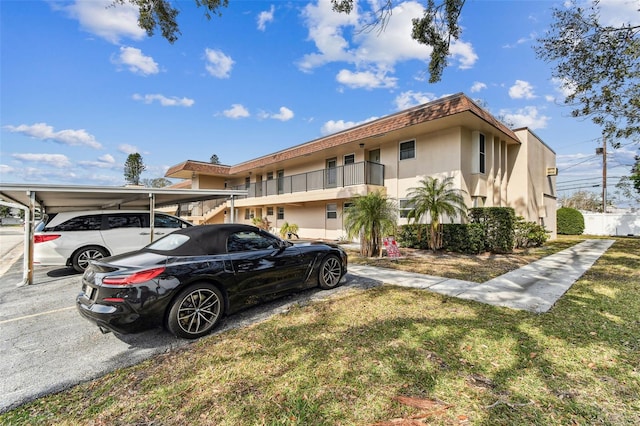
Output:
(1, 0), (638, 205)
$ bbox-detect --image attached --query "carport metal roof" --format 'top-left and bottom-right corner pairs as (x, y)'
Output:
(0, 183), (247, 213)
(0, 183), (248, 285)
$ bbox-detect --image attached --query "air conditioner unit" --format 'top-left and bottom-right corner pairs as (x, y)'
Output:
(546, 167), (558, 176)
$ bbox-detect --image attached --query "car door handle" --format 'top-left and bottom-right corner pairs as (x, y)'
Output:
(139, 232), (150, 235)
(154, 232), (165, 235)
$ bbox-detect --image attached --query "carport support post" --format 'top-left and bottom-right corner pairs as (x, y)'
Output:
(149, 193), (155, 244)
(230, 195), (236, 223)
(24, 191), (35, 286)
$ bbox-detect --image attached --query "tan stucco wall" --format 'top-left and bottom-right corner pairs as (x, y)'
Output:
(510, 129), (557, 238)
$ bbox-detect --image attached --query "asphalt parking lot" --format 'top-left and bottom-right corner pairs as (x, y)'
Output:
(0, 226), (373, 413)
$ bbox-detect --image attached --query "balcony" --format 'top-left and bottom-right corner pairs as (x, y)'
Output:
(233, 161), (384, 198)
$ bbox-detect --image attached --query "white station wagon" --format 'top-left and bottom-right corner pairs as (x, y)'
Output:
(34, 210), (192, 272)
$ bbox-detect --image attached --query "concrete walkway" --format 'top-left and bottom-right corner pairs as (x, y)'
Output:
(348, 239), (615, 313)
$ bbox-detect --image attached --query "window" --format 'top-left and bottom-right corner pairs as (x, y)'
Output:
(344, 154), (355, 164)
(343, 202), (353, 213)
(326, 203), (337, 219)
(267, 206), (274, 216)
(479, 133), (486, 174)
(52, 215), (102, 231)
(399, 140), (415, 160)
(107, 214), (143, 229)
(277, 207), (285, 220)
(154, 214), (188, 228)
(227, 231), (278, 252)
(267, 172), (274, 180)
(399, 199), (415, 218)
(244, 209), (251, 220)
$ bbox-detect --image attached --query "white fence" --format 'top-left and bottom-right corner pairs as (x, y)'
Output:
(582, 212), (640, 236)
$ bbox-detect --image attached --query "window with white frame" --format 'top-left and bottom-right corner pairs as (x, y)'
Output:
(277, 207), (284, 220)
(399, 140), (416, 160)
(479, 133), (486, 174)
(267, 206), (274, 216)
(326, 203), (337, 219)
(399, 199), (415, 218)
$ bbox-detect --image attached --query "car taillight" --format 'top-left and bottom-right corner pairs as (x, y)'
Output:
(102, 267), (166, 286)
(34, 234), (61, 244)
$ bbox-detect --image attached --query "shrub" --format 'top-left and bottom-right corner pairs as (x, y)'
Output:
(442, 223), (486, 254)
(469, 207), (515, 253)
(557, 207), (585, 235)
(514, 216), (549, 248)
(396, 224), (429, 250)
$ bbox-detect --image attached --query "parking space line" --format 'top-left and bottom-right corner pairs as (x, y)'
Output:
(0, 306), (75, 325)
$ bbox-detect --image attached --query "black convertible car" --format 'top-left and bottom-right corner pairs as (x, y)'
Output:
(76, 224), (347, 339)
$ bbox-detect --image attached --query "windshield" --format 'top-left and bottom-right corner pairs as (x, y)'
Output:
(146, 233), (190, 251)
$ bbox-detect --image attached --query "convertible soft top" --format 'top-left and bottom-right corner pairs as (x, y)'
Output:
(146, 224), (267, 256)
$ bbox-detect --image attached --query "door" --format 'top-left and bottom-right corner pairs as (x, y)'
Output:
(100, 213), (149, 255)
(326, 158), (337, 188)
(226, 230), (306, 307)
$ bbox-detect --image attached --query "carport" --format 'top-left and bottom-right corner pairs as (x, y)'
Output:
(0, 183), (247, 285)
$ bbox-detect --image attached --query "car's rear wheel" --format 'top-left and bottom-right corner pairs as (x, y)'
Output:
(72, 246), (108, 272)
(318, 255), (343, 289)
(167, 283), (224, 339)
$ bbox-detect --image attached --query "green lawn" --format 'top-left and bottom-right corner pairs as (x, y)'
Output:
(2, 236), (639, 425)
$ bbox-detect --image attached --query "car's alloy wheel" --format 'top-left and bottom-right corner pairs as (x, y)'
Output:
(72, 246), (107, 272)
(167, 283), (224, 339)
(318, 255), (343, 289)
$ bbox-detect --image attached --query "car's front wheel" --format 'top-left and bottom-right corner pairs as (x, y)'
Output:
(318, 255), (343, 289)
(72, 246), (108, 272)
(167, 283), (224, 339)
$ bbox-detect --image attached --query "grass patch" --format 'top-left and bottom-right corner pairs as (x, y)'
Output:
(1, 236), (638, 425)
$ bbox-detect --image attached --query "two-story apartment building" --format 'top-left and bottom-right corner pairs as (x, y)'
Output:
(165, 93), (557, 240)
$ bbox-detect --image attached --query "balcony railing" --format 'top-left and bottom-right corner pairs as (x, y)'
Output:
(233, 161), (384, 198)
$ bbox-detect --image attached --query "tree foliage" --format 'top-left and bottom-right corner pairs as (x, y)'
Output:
(141, 177), (172, 188)
(559, 190), (603, 212)
(112, 0), (229, 44)
(535, 0), (640, 143)
(344, 191), (397, 257)
(406, 176), (468, 251)
(210, 154), (220, 164)
(124, 153), (146, 186)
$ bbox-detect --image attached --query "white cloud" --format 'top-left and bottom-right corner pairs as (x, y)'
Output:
(268, 106), (295, 121)
(499, 106), (550, 129)
(78, 154), (117, 169)
(223, 104), (250, 119)
(114, 46), (159, 75)
(597, 0), (640, 27)
(470, 82), (487, 93)
(336, 69), (397, 89)
(12, 153), (72, 168)
(509, 80), (536, 99)
(118, 144), (139, 154)
(394, 91), (437, 110)
(132, 93), (194, 107)
(59, 0), (145, 44)
(257, 5), (275, 31)
(298, 1), (477, 86)
(4, 123), (102, 149)
(321, 116), (378, 135)
(204, 48), (234, 78)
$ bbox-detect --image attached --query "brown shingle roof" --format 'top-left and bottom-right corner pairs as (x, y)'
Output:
(166, 93), (518, 179)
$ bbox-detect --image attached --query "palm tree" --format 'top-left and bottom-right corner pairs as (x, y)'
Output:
(406, 176), (468, 251)
(344, 191), (397, 257)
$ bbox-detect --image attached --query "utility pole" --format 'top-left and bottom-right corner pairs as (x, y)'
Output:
(602, 136), (607, 213)
(596, 135), (607, 213)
